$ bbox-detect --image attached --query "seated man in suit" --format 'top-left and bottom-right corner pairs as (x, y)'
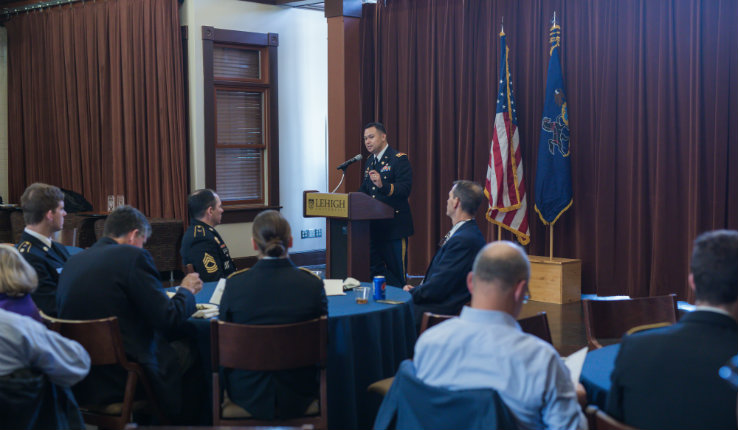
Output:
(180, 189), (235, 282)
(219, 210), (327, 420)
(15, 183), (69, 316)
(413, 241), (586, 430)
(606, 230), (738, 429)
(403, 180), (486, 326)
(56, 205), (203, 422)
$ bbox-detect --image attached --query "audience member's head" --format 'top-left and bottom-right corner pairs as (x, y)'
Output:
(252, 210), (292, 258)
(103, 205), (151, 248)
(20, 183), (66, 232)
(0, 245), (38, 297)
(449, 180), (485, 217)
(690, 230), (738, 307)
(188, 189), (223, 226)
(468, 241), (530, 317)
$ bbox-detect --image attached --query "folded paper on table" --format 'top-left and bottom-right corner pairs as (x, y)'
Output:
(209, 278), (226, 305)
(323, 279), (346, 296)
(564, 346), (588, 386)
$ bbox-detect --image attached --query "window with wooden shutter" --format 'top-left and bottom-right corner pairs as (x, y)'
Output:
(202, 27), (279, 223)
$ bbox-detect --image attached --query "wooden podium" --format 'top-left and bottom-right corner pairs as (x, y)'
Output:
(303, 191), (393, 281)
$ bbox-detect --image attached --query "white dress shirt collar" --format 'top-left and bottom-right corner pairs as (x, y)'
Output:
(24, 227), (52, 248)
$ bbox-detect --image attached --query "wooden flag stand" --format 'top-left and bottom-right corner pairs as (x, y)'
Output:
(527, 223), (582, 304)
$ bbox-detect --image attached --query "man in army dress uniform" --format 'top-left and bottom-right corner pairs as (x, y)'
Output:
(359, 122), (414, 287)
(16, 183), (69, 316)
(180, 189), (235, 282)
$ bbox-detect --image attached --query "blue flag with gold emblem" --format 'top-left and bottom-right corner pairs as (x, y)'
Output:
(534, 19), (573, 226)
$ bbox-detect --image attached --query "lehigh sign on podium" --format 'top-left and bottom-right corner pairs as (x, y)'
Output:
(305, 193), (349, 218)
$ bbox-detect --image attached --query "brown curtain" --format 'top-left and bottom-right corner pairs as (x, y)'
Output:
(360, 0), (738, 299)
(6, 0), (189, 220)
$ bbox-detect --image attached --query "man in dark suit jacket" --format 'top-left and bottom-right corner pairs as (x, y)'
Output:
(404, 180), (486, 327)
(360, 122), (414, 288)
(15, 183), (69, 316)
(180, 189), (235, 282)
(56, 206), (203, 421)
(219, 210), (328, 420)
(606, 230), (738, 430)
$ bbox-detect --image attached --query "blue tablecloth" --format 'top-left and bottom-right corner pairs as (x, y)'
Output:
(580, 344), (619, 409)
(66, 246), (83, 255)
(175, 281), (416, 429)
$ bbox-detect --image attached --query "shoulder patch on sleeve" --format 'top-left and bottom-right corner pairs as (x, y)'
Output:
(17, 241), (32, 253)
(396, 152), (407, 158)
(227, 267), (249, 279)
(194, 225), (207, 238)
(203, 252), (218, 274)
(299, 267), (322, 280)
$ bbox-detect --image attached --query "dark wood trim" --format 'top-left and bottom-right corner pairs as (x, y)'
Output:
(221, 204), (282, 224)
(267, 44), (280, 209)
(212, 28), (272, 46)
(202, 29), (217, 191)
(291, 249), (326, 266)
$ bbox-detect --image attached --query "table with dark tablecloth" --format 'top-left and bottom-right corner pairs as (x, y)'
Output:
(579, 344), (620, 409)
(175, 281), (416, 429)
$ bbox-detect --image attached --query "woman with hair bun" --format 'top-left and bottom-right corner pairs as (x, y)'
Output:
(219, 210), (327, 420)
(0, 244), (42, 321)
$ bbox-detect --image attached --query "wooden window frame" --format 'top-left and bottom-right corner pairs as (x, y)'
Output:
(202, 26), (280, 223)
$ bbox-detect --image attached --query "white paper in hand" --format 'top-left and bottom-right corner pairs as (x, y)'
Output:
(563, 346), (588, 387)
(209, 278), (227, 305)
(323, 279), (346, 296)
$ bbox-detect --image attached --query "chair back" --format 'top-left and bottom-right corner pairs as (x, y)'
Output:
(40, 314), (167, 429)
(586, 405), (639, 430)
(211, 317), (327, 371)
(419, 312), (455, 334)
(583, 294), (677, 349)
(41, 315), (128, 366)
(210, 317), (328, 428)
(518, 312), (553, 344)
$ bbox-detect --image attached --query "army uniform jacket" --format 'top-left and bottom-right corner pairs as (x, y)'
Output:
(180, 220), (235, 282)
(16, 231), (69, 316)
(359, 145), (414, 241)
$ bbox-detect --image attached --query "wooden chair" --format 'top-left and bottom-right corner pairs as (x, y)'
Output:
(586, 405), (639, 430)
(518, 311), (553, 344)
(583, 295), (678, 349)
(419, 312), (455, 334)
(41, 314), (167, 430)
(210, 317), (328, 429)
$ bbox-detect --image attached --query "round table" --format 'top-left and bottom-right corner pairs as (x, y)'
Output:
(579, 344), (620, 408)
(179, 281), (416, 429)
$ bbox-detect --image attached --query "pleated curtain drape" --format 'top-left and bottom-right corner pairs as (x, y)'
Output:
(6, 0), (189, 220)
(360, 0), (738, 299)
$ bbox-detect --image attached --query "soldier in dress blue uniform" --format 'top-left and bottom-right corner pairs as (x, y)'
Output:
(180, 189), (235, 282)
(359, 122), (414, 288)
(15, 183), (69, 316)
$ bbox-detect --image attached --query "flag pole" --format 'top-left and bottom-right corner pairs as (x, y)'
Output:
(497, 225), (501, 241)
(549, 224), (554, 260)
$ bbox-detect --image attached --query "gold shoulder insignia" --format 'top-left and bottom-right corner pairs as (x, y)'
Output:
(18, 241), (32, 253)
(227, 268), (250, 279)
(298, 267), (322, 280)
(203, 252), (218, 274)
(214, 236), (221, 245)
(396, 152), (407, 157)
(194, 225), (207, 238)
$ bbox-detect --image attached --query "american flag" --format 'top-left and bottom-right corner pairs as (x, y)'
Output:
(485, 30), (530, 245)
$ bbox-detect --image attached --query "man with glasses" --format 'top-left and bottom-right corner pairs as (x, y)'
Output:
(413, 241), (585, 430)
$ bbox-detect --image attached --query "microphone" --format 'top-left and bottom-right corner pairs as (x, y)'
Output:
(336, 154), (363, 170)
